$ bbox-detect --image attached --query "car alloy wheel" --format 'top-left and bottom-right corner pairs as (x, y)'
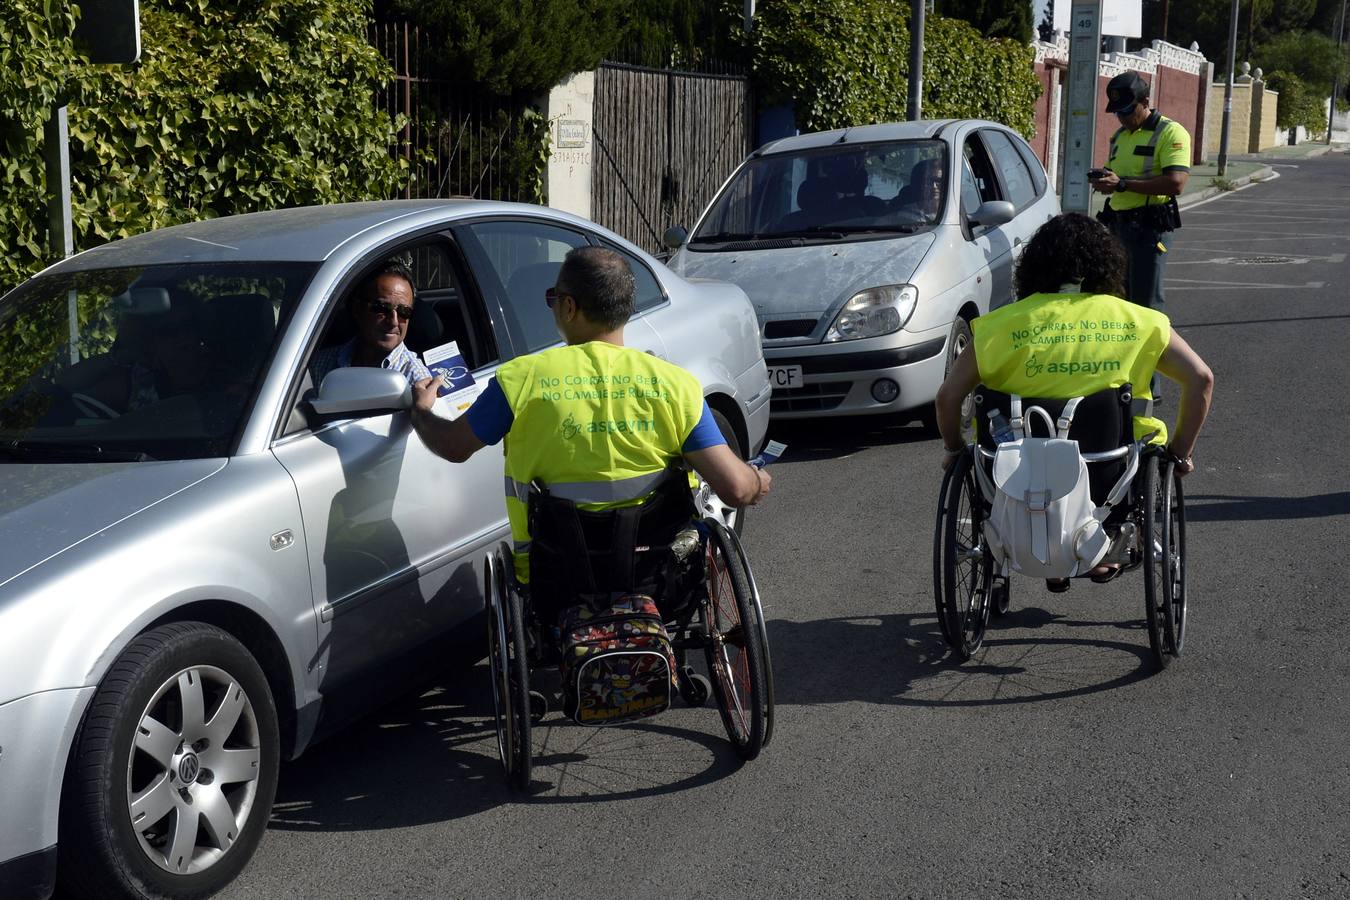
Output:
(127, 664), (263, 875)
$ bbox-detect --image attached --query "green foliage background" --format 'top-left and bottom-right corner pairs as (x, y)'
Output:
(938, 0), (1034, 44)
(1, 0), (407, 294)
(751, 0), (1041, 137)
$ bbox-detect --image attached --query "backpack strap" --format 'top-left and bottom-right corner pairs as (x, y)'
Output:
(1056, 396), (1086, 438)
(1009, 394), (1025, 438)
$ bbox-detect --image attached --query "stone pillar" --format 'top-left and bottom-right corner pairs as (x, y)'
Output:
(541, 71), (595, 218)
(1248, 68), (1266, 152)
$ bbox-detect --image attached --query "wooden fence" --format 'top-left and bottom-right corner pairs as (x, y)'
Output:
(590, 62), (752, 255)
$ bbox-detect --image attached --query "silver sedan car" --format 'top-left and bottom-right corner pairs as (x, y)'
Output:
(0, 201), (769, 899)
(668, 119), (1060, 422)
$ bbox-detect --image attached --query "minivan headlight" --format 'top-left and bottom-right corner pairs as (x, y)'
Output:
(824, 285), (918, 342)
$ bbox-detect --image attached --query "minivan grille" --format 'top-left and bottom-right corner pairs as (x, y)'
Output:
(770, 381), (851, 413)
(764, 319), (817, 339)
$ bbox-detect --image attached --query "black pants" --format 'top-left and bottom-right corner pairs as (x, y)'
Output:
(1108, 219), (1173, 315)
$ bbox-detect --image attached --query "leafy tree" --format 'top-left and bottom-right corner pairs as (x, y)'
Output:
(1264, 70), (1329, 133)
(752, 0), (1041, 137)
(1255, 28), (1350, 87)
(1038, 0), (1056, 42)
(392, 0), (622, 96)
(1, 0), (406, 293)
(939, 0), (1034, 43)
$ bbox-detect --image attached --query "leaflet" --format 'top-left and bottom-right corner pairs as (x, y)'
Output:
(421, 340), (480, 420)
(750, 440), (787, 468)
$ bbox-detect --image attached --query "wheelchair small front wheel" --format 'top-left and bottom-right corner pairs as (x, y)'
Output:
(938, 451), (993, 659)
(1142, 458), (1185, 668)
(703, 522), (770, 761)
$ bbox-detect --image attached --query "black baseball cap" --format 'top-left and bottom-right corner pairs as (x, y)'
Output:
(1104, 71), (1150, 113)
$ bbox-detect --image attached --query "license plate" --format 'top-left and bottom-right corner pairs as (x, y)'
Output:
(766, 365), (803, 390)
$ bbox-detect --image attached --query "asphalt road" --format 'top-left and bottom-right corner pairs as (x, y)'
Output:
(218, 154), (1350, 899)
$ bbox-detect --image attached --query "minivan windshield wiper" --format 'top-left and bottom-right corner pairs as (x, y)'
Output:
(0, 440), (154, 463)
(830, 224), (924, 234)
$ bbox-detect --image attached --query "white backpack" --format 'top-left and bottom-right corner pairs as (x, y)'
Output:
(975, 396), (1139, 579)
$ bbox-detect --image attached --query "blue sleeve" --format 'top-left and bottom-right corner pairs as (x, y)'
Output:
(681, 401), (727, 452)
(464, 377), (513, 446)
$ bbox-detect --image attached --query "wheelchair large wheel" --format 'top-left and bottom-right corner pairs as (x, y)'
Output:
(703, 521), (772, 761)
(485, 546), (532, 789)
(936, 450), (993, 659)
(1142, 458), (1186, 668)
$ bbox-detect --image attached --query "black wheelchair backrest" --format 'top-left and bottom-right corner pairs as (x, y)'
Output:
(972, 384), (1134, 454)
(526, 467), (697, 617)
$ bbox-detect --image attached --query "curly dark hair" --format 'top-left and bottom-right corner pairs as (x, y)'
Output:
(1013, 212), (1127, 300)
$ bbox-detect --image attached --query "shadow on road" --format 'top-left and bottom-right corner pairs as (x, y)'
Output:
(766, 606), (1155, 709)
(1185, 491), (1350, 522)
(264, 662), (747, 832)
(770, 414), (933, 463)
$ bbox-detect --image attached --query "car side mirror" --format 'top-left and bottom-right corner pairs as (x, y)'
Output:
(969, 200), (1015, 228)
(662, 226), (688, 250)
(309, 367), (411, 417)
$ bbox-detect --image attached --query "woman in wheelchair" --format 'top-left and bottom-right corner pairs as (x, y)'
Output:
(931, 213), (1212, 658)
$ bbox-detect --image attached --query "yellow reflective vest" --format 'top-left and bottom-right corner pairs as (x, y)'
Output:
(1106, 112), (1192, 212)
(494, 341), (705, 583)
(972, 293), (1171, 443)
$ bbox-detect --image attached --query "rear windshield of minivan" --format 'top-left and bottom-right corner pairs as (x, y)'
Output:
(690, 139), (947, 247)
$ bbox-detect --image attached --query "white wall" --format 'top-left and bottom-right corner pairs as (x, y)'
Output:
(542, 71), (595, 218)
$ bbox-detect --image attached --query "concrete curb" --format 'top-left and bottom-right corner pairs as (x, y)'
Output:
(1178, 165), (1275, 210)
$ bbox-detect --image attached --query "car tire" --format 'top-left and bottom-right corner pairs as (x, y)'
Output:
(57, 622), (280, 900)
(695, 408), (746, 536)
(919, 316), (975, 441)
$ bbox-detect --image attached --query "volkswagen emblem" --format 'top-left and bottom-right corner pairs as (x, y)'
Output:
(178, 753), (201, 785)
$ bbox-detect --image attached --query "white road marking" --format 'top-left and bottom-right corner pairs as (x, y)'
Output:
(1178, 234), (1350, 243)
(1169, 278), (1325, 290)
(1170, 252), (1345, 265)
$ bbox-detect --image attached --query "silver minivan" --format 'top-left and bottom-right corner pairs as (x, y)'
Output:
(668, 119), (1060, 422)
(0, 200), (768, 899)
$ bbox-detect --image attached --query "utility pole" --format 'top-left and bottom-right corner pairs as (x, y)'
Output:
(1218, 0), (1240, 175)
(908, 0), (926, 120)
(1328, 0), (1347, 144)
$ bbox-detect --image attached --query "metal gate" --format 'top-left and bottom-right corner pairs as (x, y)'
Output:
(591, 62), (752, 255)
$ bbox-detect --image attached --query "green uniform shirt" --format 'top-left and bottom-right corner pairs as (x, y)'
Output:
(1107, 112), (1191, 211)
(973, 292), (1171, 443)
(494, 341), (705, 583)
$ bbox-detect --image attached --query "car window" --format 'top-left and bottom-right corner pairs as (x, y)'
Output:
(962, 136), (1002, 232)
(1008, 132), (1048, 197)
(690, 139), (948, 243)
(982, 130), (1037, 211)
(463, 219), (589, 354)
(0, 262), (314, 459)
(600, 241), (667, 314)
(402, 240), (499, 370)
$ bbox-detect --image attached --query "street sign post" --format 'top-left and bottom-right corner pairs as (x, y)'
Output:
(1061, 0), (1103, 214)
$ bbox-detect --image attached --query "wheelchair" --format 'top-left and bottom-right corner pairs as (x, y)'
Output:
(483, 470), (775, 790)
(933, 384), (1187, 670)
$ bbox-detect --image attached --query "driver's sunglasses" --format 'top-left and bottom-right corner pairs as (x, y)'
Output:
(368, 299), (414, 321)
(544, 286), (568, 309)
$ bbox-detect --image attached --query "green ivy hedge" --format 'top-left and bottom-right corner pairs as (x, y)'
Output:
(1, 0), (407, 293)
(750, 0), (1040, 138)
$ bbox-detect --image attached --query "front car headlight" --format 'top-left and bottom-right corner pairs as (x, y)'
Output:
(823, 285), (919, 342)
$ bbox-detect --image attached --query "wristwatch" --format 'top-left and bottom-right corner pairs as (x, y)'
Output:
(1114, 178), (1129, 193)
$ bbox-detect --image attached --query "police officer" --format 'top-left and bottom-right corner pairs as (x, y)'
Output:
(1090, 71), (1191, 314)
(409, 245), (770, 590)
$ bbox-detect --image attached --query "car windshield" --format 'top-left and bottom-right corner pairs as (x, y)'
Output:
(691, 139), (948, 245)
(0, 261), (316, 461)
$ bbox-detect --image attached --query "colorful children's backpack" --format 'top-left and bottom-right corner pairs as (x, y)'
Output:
(559, 594), (678, 726)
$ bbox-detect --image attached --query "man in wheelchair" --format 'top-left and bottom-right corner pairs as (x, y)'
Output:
(408, 247), (773, 771)
(930, 213), (1214, 663)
